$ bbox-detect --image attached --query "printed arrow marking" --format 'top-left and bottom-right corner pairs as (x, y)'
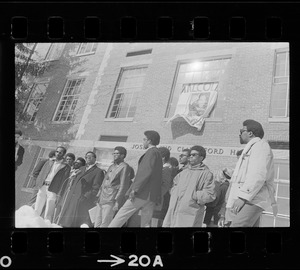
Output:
(97, 255), (125, 267)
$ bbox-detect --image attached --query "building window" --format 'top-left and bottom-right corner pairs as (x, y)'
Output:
(107, 66), (148, 119)
(165, 57), (231, 119)
(77, 43), (98, 55)
(23, 82), (49, 122)
(270, 50), (289, 118)
(53, 78), (85, 122)
(45, 43), (65, 61)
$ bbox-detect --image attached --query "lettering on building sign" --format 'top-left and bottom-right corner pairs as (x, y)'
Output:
(129, 143), (242, 157)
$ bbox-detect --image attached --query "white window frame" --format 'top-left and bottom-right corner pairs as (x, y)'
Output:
(262, 159), (290, 227)
(76, 43), (98, 56)
(165, 56), (231, 120)
(269, 49), (289, 121)
(23, 82), (49, 122)
(44, 43), (65, 61)
(52, 78), (85, 123)
(106, 66), (148, 120)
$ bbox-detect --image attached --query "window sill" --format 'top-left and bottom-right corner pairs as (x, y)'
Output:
(21, 188), (34, 193)
(268, 117), (289, 123)
(104, 118), (134, 122)
(51, 121), (72, 124)
(41, 59), (59, 63)
(76, 52), (96, 57)
(163, 117), (222, 122)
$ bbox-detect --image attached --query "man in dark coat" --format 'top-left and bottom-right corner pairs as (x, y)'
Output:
(56, 152), (104, 227)
(15, 130), (25, 171)
(109, 130), (163, 227)
(34, 146), (71, 222)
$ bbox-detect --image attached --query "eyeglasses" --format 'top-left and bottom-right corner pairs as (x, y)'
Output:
(190, 153), (199, 157)
(179, 154), (189, 158)
(240, 129), (248, 135)
(56, 151), (64, 154)
(112, 152), (120, 155)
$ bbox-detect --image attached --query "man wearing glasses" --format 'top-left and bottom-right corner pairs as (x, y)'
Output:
(178, 148), (191, 173)
(34, 146), (71, 223)
(218, 119), (275, 227)
(94, 146), (131, 227)
(163, 145), (215, 227)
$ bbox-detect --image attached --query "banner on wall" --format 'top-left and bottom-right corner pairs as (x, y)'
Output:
(168, 83), (218, 131)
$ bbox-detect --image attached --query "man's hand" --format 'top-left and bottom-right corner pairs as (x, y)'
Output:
(129, 190), (136, 202)
(231, 198), (246, 215)
(113, 202), (119, 211)
(218, 216), (226, 227)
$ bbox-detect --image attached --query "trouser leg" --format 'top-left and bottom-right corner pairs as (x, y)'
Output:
(34, 186), (47, 216)
(108, 198), (148, 228)
(140, 201), (155, 227)
(94, 204), (102, 228)
(100, 203), (115, 227)
(44, 190), (57, 222)
(28, 188), (39, 207)
(231, 203), (263, 227)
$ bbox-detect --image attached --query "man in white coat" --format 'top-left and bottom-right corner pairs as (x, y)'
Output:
(219, 119), (275, 227)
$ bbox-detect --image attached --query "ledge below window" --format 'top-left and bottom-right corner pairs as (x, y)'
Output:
(104, 118), (134, 122)
(268, 117), (289, 123)
(163, 117), (222, 122)
(21, 188), (35, 193)
(76, 52), (96, 57)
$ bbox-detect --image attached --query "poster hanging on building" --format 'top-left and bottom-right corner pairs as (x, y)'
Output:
(168, 82), (218, 131)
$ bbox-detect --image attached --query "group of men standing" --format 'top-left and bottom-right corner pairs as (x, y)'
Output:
(16, 118), (276, 227)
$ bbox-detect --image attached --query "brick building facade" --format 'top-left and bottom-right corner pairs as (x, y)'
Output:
(16, 42), (289, 227)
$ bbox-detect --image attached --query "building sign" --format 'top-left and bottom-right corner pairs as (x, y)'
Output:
(71, 140), (289, 159)
(168, 82), (218, 131)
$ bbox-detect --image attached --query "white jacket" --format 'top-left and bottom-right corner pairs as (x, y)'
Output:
(226, 137), (275, 210)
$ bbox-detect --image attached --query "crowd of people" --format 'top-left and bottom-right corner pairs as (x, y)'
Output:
(15, 119), (278, 228)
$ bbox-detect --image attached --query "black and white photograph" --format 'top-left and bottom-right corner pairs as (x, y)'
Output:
(15, 42), (289, 228)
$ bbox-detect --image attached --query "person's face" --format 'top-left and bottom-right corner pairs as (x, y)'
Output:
(73, 159), (84, 169)
(55, 148), (65, 161)
(15, 134), (21, 144)
(113, 150), (124, 163)
(66, 156), (74, 166)
(239, 126), (252, 144)
(188, 150), (203, 166)
(85, 153), (96, 165)
(143, 136), (150, 149)
(179, 151), (190, 165)
(198, 95), (207, 108)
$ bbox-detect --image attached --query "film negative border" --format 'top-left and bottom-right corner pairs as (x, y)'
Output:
(1, 1), (299, 269)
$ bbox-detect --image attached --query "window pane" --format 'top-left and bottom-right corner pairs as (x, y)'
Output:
(260, 215), (275, 227)
(276, 198), (289, 216)
(278, 163), (289, 180)
(277, 183), (289, 197)
(275, 64), (286, 77)
(275, 217), (290, 227)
